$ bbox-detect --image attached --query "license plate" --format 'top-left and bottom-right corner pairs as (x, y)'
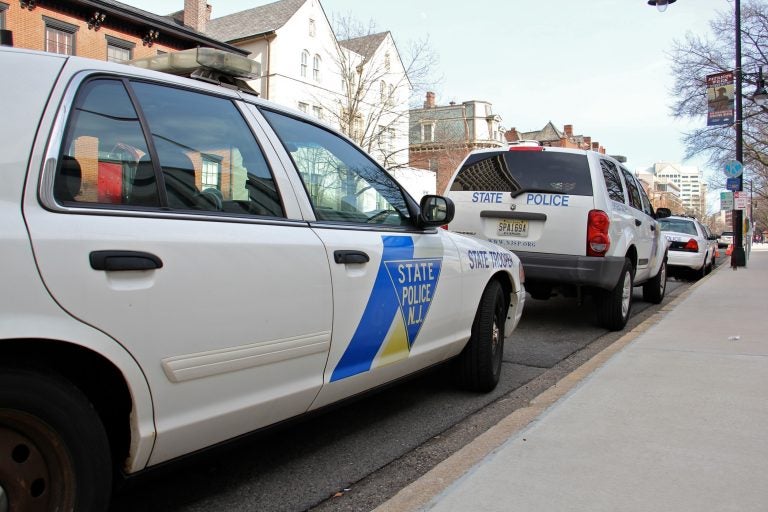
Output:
(497, 219), (528, 237)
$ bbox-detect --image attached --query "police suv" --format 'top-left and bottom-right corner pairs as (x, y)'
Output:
(0, 47), (525, 511)
(446, 143), (669, 331)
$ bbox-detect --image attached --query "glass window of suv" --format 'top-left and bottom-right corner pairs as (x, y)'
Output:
(261, 109), (411, 226)
(619, 167), (643, 211)
(450, 150), (592, 196)
(600, 159), (625, 203)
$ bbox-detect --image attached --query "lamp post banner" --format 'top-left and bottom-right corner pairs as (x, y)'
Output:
(707, 71), (735, 126)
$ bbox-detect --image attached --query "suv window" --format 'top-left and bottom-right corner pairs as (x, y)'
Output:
(450, 151), (593, 196)
(619, 167), (643, 211)
(55, 78), (283, 217)
(262, 109), (411, 225)
(600, 159), (625, 203)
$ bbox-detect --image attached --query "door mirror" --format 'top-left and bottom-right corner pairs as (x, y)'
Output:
(655, 207), (672, 219)
(418, 195), (455, 228)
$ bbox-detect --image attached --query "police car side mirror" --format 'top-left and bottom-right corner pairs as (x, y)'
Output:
(655, 207), (672, 219)
(418, 195), (455, 228)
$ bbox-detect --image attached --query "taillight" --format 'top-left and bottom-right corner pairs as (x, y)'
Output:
(440, 225), (449, 230)
(684, 239), (699, 252)
(587, 210), (611, 257)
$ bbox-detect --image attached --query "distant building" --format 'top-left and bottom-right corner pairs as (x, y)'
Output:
(409, 92), (505, 194)
(650, 163), (707, 218)
(1, 0), (245, 62)
(505, 122), (606, 154)
(635, 168), (683, 213)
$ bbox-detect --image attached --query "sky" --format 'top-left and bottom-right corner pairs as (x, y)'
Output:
(126, 0), (733, 185)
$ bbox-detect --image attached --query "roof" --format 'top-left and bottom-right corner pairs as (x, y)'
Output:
(206, 0), (307, 42)
(520, 121), (563, 142)
(339, 32), (389, 61)
(76, 0), (248, 55)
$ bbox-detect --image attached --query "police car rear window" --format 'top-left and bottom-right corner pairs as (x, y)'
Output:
(450, 151), (593, 196)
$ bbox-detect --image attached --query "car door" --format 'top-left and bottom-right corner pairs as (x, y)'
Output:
(619, 166), (657, 280)
(258, 109), (464, 409)
(24, 75), (333, 465)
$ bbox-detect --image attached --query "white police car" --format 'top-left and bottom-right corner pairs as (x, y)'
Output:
(658, 215), (718, 279)
(0, 46), (524, 511)
(445, 143), (669, 331)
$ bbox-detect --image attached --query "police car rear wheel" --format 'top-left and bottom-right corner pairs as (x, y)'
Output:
(0, 366), (112, 512)
(456, 280), (506, 392)
(596, 258), (633, 331)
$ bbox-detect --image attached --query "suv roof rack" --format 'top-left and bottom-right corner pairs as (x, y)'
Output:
(129, 48), (261, 95)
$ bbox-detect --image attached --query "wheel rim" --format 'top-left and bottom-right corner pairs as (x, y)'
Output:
(0, 410), (75, 512)
(491, 302), (505, 375)
(659, 261), (667, 294)
(621, 270), (632, 318)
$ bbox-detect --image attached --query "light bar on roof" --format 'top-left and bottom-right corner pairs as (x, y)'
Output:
(130, 47), (261, 80)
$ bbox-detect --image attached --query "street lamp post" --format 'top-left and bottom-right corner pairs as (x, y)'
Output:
(649, 0), (751, 266)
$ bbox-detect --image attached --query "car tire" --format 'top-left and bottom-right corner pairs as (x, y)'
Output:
(596, 258), (633, 331)
(456, 280), (507, 392)
(0, 366), (112, 512)
(642, 257), (667, 304)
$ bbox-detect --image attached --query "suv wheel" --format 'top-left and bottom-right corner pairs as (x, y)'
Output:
(642, 257), (667, 304)
(596, 258), (633, 331)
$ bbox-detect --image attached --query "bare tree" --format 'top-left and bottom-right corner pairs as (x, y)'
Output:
(314, 13), (440, 170)
(668, 0), (768, 224)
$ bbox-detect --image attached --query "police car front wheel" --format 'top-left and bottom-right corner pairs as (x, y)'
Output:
(455, 280), (507, 392)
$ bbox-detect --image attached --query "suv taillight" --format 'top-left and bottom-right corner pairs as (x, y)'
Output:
(587, 210), (611, 257)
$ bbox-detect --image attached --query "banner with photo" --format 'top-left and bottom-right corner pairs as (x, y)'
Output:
(707, 71), (734, 126)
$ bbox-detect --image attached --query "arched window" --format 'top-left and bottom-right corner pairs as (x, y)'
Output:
(313, 54), (321, 81)
(300, 50), (308, 78)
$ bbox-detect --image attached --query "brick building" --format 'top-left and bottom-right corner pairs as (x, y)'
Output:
(505, 122), (606, 154)
(409, 92), (505, 194)
(0, 0), (245, 63)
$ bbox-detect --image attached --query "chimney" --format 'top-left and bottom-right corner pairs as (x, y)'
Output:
(424, 91), (436, 109)
(184, 0), (209, 32)
(564, 124), (573, 137)
(504, 128), (519, 142)
(592, 142), (600, 152)
(584, 136), (592, 149)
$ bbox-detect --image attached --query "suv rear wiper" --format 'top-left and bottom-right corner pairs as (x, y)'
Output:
(510, 188), (559, 198)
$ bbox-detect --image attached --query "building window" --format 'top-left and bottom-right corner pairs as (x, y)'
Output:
(298, 102), (309, 113)
(428, 159), (438, 172)
(312, 105), (323, 120)
(201, 155), (222, 190)
(105, 36), (135, 63)
(301, 50), (308, 78)
(308, 18), (316, 37)
(313, 54), (321, 82)
(0, 3), (7, 29)
(380, 81), (386, 103)
(384, 52), (391, 72)
(421, 123), (434, 143)
(44, 17), (78, 55)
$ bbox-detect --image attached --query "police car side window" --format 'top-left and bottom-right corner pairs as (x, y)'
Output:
(619, 167), (643, 211)
(56, 78), (161, 206)
(261, 109), (411, 225)
(600, 159), (625, 203)
(131, 82), (283, 217)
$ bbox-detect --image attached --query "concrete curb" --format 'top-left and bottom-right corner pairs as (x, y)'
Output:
(373, 267), (720, 512)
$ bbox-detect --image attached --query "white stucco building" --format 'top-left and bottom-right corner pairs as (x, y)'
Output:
(642, 162), (707, 218)
(204, 0), (411, 171)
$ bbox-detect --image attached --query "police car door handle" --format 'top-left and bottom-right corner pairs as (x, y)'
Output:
(90, 250), (163, 271)
(635, 219), (642, 227)
(334, 250), (370, 264)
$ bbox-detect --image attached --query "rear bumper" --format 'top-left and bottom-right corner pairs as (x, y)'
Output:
(516, 252), (625, 291)
(667, 250), (706, 270)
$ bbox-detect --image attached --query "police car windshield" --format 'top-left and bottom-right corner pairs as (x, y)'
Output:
(451, 151), (593, 196)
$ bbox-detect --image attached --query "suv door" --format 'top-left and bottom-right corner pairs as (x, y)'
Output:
(619, 165), (659, 281)
(25, 76), (334, 464)
(259, 109), (463, 408)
